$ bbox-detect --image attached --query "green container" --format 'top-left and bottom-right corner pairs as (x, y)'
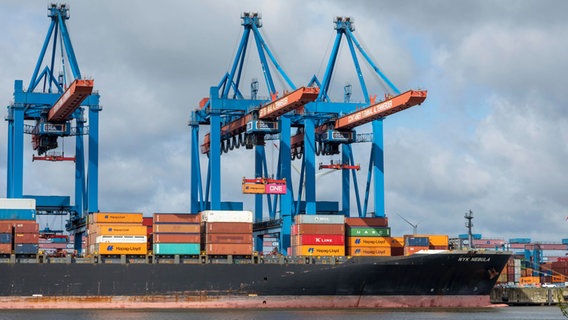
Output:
(153, 243), (201, 255)
(346, 227), (390, 237)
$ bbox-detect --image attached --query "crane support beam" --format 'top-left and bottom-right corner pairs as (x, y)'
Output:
(259, 87), (319, 119)
(48, 79), (94, 122)
(334, 90), (427, 130)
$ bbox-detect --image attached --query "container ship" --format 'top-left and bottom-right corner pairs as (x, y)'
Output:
(0, 205), (511, 309)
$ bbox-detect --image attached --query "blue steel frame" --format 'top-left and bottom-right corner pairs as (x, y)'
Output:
(5, 4), (100, 252)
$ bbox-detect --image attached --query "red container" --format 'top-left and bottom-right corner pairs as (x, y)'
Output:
(205, 233), (252, 244)
(153, 233), (200, 243)
(13, 222), (39, 233)
(14, 233), (39, 244)
(205, 222), (252, 234)
(295, 224), (344, 235)
(154, 213), (201, 224)
(0, 243), (11, 254)
(206, 243), (252, 255)
(0, 222), (12, 233)
(345, 217), (388, 227)
(153, 224), (200, 233)
(142, 217), (153, 227)
(295, 234), (344, 245)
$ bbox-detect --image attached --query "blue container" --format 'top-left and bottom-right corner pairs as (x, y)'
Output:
(0, 233), (11, 244)
(562, 239), (568, 245)
(14, 243), (39, 254)
(406, 237), (429, 247)
(153, 243), (201, 255)
(0, 209), (36, 220)
(509, 238), (531, 244)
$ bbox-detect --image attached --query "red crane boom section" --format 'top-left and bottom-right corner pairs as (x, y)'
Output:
(201, 87), (318, 154)
(258, 87), (319, 119)
(334, 90), (427, 130)
(48, 79), (94, 122)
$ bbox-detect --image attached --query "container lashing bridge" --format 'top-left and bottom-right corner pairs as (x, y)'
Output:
(5, 4), (101, 252)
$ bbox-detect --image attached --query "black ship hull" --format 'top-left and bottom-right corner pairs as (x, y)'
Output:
(0, 250), (510, 309)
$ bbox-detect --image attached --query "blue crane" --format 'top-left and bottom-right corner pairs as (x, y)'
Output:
(5, 4), (101, 252)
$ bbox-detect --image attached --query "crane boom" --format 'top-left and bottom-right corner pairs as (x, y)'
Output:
(334, 90), (427, 130)
(48, 79), (94, 122)
(201, 87), (318, 154)
(259, 87), (319, 119)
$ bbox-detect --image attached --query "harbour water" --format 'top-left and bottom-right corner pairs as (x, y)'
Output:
(0, 306), (566, 320)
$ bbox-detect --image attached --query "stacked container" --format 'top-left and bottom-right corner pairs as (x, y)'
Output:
(153, 213), (201, 255)
(87, 212), (147, 255)
(0, 198), (39, 255)
(291, 214), (345, 256)
(344, 217), (392, 256)
(403, 236), (430, 255)
(201, 210), (253, 256)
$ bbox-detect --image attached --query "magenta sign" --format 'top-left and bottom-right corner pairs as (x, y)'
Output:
(265, 184), (286, 194)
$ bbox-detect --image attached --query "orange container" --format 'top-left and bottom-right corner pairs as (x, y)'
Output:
(153, 224), (200, 233)
(242, 183), (265, 194)
(206, 243), (253, 255)
(153, 233), (200, 243)
(92, 212), (143, 224)
(153, 213), (201, 224)
(205, 233), (252, 244)
(292, 224), (344, 235)
(404, 245), (429, 256)
(345, 217), (388, 227)
(293, 245), (345, 256)
(95, 243), (147, 255)
(0, 222), (12, 233)
(13, 221), (39, 233)
(347, 246), (391, 256)
(0, 243), (11, 254)
(94, 224), (147, 236)
(205, 222), (252, 234)
(347, 236), (393, 247)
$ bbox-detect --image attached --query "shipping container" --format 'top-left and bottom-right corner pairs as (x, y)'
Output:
(142, 217), (153, 227)
(94, 225), (148, 236)
(293, 234), (345, 246)
(404, 245), (429, 256)
(95, 243), (147, 255)
(91, 212), (143, 224)
(206, 243), (253, 255)
(391, 237), (404, 248)
(242, 183), (265, 194)
(153, 243), (201, 255)
(205, 222), (252, 234)
(404, 236), (429, 247)
(14, 233), (39, 244)
(200, 210), (253, 223)
(153, 233), (200, 244)
(95, 235), (147, 244)
(293, 224), (345, 235)
(205, 233), (252, 244)
(346, 226), (390, 237)
(153, 213), (201, 224)
(519, 276), (540, 285)
(14, 243), (39, 254)
(293, 245), (345, 256)
(347, 246), (391, 256)
(0, 233), (11, 244)
(0, 243), (11, 254)
(294, 214), (345, 225)
(13, 222), (39, 233)
(0, 223), (12, 233)
(153, 224), (200, 233)
(347, 236), (393, 247)
(0, 209), (36, 220)
(344, 217), (388, 227)
(0, 198), (35, 209)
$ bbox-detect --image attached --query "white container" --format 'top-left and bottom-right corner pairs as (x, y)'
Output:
(0, 198), (35, 209)
(96, 235), (147, 244)
(200, 210), (253, 223)
(295, 214), (345, 225)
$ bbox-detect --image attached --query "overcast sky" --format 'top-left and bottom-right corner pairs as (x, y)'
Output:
(1, 1), (567, 246)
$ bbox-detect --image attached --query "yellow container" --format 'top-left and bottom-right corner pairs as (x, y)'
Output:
(391, 237), (404, 248)
(293, 245), (345, 256)
(91, 212), (143, 224)
(242, 183), (265, 194)
(519, 276), (540, 285)
(347, 236), (393, 247)
(347, 246), (391, 256)
(94, 224), (147, 236)
(95, 243), (148, 255)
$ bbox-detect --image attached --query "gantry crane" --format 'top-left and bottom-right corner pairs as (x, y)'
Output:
(5, 4), (101, 252)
